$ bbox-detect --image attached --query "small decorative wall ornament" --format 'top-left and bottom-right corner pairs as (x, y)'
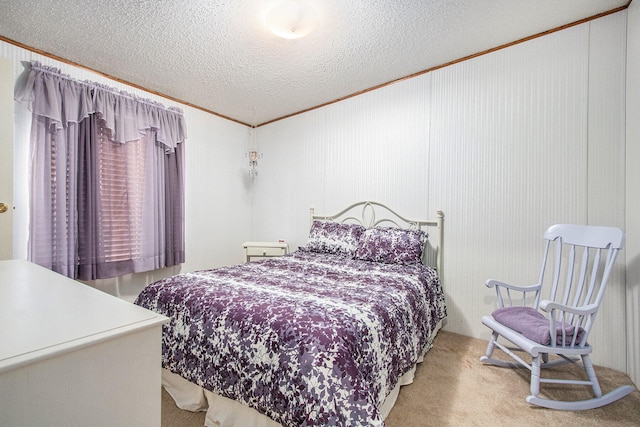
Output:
(246, 126), (261, 178)
(248, 150), (260, 178)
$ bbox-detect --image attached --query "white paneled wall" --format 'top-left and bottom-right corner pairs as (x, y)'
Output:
(625, 0), (640, 388)
(253, 77), (434, 251)
(1, 40), (253, 301)
(429, 24), (592, 340)
(586, 12), (628, 374)
(253, 12), (630, 373)
(182, 107), (253, 271)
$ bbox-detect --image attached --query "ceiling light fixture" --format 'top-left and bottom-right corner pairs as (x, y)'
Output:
(266, 1), (318, 39)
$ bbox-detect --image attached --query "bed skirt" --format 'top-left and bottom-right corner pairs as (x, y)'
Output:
(162, 321), (443, 427)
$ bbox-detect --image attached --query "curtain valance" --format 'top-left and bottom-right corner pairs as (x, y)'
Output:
(16, 61), (186, 152)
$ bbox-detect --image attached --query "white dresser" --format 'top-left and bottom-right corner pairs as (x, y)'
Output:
(0, 260), (168, 427)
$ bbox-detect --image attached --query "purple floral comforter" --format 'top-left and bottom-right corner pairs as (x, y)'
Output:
(135, 250), (446, 426)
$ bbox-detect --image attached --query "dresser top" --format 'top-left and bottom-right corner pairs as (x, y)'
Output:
(0, 260), (167, 372)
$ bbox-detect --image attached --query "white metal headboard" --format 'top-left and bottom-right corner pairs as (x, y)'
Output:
(310, 201), (444, 276)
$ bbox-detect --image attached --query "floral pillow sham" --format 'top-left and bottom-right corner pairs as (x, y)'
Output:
(354, 227), (428, 265)
(304, 221), (366, 256)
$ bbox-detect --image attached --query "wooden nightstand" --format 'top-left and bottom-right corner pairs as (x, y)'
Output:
(243, 241), (289, 262)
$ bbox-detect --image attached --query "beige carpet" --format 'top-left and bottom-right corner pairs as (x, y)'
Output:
(161, 330), (640, 426)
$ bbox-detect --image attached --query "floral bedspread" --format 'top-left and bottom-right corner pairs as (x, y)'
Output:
(135, 250), (446, 426)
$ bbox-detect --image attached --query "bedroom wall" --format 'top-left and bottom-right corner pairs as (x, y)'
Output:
(252, 11), (631, 375)
(0, 40), (253, 301)
(625, 0), (640, 388)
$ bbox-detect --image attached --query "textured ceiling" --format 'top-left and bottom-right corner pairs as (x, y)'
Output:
(0, 0), (630, 126)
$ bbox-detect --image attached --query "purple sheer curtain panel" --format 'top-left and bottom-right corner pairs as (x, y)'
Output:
(15, 61), (187, 280)
(164, 144), (185, 266)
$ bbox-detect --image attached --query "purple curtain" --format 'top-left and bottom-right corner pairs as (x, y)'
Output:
(16, 61), (186, 280)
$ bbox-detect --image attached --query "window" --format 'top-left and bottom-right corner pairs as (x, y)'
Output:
(18, 61), (185, 280)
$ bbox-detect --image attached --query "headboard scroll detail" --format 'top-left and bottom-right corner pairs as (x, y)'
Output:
(310, 201), (444, 277)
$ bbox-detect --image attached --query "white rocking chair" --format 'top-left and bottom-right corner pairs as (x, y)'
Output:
(480, 224), (635, 410)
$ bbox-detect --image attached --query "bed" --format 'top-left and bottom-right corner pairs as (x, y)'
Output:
(135, 201), (446, 426)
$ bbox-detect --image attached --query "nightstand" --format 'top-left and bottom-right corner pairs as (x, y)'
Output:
(243, 241), (289, 262)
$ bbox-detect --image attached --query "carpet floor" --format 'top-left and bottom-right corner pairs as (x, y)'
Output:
(161, 330), (640, 426)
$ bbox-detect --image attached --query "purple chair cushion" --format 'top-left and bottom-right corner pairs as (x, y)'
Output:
(492, 306), (584, 346)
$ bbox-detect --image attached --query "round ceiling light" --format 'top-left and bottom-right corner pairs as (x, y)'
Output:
(266, 1), (318, 39)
